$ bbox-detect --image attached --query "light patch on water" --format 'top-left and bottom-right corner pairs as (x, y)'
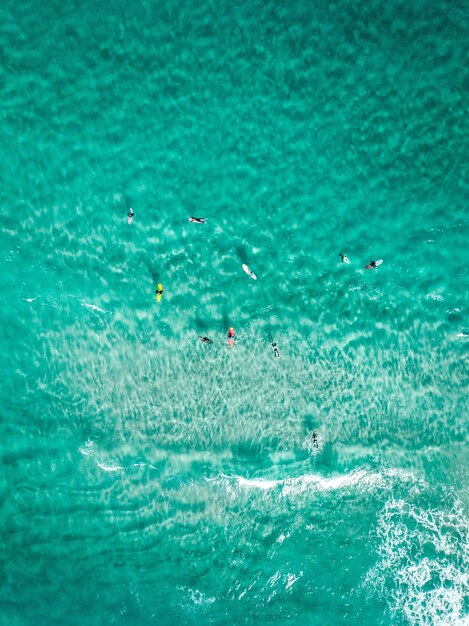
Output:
(285, 571), (302, 590)
(264, 570), (303, 602)
(177, 586), (216, 613)
(185, 587), (216, 606)
(365, 498), (468, 626)
(426, 292), (444, 302)
(237, 577), (259, 601)
(40, 322), (467, 454)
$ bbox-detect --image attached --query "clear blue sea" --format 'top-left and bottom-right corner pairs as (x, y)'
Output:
(1, 0), (468, 624)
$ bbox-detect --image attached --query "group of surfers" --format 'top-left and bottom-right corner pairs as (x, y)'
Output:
(126, 209), (386, 351)
(126, 208), (468, 345)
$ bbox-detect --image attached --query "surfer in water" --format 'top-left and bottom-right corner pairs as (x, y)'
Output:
(312, 432), (319, 448)
(127, 209), (135, 224)
(189, 217), (206, 223)
(339, 253), (350, 264)
(227, 327), (235, 347)
(155, 283), (164, 298)
(271, 341), (279, 358)
(368, 260), (377, 269)
(198, 336), (213, 344)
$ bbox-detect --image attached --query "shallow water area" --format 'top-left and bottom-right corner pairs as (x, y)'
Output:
(1, 0), (468, 624)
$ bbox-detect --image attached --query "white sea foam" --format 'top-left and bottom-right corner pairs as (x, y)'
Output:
(78, 439), (94, 456)
(96, 462), (124, 472)
(216, 467), (416, 496)
(365, 498), (469, 626)
(79, 442), (159, 474)
(237, 477), (280, 490)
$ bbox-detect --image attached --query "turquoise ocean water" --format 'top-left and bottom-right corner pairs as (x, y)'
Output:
(1, 0), (468, 624)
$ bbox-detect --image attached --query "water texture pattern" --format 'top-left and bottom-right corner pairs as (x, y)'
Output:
(0, 0), (468, 624)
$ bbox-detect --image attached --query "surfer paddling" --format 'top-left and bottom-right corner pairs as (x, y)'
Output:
(198, 336), (213, 344)
(271, 341), (279, 358)
(189, 217), (206, 223)
(127, 209), (135, 224)
(339, 253), (350, 264)
(155, 283), (164, 302)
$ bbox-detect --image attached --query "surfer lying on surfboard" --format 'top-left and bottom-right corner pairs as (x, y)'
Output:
(242, 264), (257, 280)
(271, 342), (279, 358)
(155, 283), (164, 302)
(189, 217), (206, 223)
(365, 259), (383, 270)
(127, 209), (135, 224)
(339, 253), (350, 264)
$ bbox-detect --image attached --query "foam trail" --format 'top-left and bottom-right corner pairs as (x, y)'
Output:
(81, 302), (107, 313)
(96, 462), (124, 472)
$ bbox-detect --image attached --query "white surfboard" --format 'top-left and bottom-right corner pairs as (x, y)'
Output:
(242, 264), (257, 280)
(343, 256), (351, 264)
